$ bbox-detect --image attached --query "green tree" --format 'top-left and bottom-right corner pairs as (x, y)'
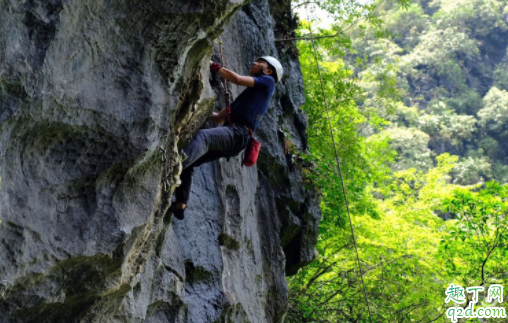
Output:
(418, 101), (477, 153)
(431, 0), (508, 38)
(288, 1), (508, 322)
(438, 182), (508, 317)
(297, 19), (397, 228)
(478, 87), (508, 136)
(493, 62), (508, 91)
(288, 155), (461, 322)
(373, 127), (433, 171)
(450, 156), (492, 185)
(385, 3), (428, 51)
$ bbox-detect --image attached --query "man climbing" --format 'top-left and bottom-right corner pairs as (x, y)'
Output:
(168, 55), (283, 220)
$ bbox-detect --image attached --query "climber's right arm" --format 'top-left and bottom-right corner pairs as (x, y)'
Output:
(210, 61), (255, 87)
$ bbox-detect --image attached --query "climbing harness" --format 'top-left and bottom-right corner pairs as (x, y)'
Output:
(159, 147), (170, 192)
(305, 6), (374, 323)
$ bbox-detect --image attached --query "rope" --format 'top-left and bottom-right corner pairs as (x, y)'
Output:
(216, 38), (232, 107)
(304, 6), (374, 323)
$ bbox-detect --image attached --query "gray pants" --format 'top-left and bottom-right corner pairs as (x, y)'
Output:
(175, 125), (250, 204)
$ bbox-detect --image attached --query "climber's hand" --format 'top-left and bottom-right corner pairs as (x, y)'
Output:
(211, 61), (255, 87)
(210, 61), (223, 73)
(208, 107), (228, 123)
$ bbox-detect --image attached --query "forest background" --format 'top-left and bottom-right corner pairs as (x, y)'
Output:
(286, 0), (508, 322)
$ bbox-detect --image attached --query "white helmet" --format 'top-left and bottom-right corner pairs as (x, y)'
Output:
(258, 56), (283, 83)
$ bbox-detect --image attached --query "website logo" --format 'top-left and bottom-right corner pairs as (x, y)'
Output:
(445, 284), (506, 322)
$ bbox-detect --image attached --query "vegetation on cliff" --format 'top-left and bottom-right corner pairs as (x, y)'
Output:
(287, 0), (508, 321)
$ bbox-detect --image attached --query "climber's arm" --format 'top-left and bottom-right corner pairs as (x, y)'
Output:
(210, 61), (255, 87)
(218, 68), (255, 87)
(209, 107), (228, 123)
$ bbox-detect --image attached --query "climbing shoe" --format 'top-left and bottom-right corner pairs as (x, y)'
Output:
(169, 202), (185, 220)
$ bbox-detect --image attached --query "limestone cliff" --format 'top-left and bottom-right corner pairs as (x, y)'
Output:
(0, 0), (320, 322)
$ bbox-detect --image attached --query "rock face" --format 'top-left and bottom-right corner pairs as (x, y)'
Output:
(0, 0), (320, 322)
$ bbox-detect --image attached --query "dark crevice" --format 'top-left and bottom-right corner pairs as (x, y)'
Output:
(22, 0), (63, 71)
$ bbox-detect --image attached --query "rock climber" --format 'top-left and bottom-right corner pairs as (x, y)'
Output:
(168, 56), (283, 220)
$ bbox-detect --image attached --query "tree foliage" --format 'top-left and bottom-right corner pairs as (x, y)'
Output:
(340, 0), (508, 185)
(287, 0), (508, 322)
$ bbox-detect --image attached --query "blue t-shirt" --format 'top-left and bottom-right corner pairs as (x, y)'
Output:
(229, 75), (275, 131)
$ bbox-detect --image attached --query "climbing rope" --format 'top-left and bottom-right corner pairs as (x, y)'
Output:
(215, 38), (233, 108)
(304, 6), (374, 323)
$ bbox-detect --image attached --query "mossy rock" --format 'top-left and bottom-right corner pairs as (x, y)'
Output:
(218, 233), (240, 251)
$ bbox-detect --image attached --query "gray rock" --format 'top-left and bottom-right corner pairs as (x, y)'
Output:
(0, 0), (320, 322)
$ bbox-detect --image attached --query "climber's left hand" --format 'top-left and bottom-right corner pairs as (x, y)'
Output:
(210, 61), (222, 73)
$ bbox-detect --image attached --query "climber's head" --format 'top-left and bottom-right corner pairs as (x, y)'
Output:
(250, 56), (283, 83)
(250, 59), (272, 78)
